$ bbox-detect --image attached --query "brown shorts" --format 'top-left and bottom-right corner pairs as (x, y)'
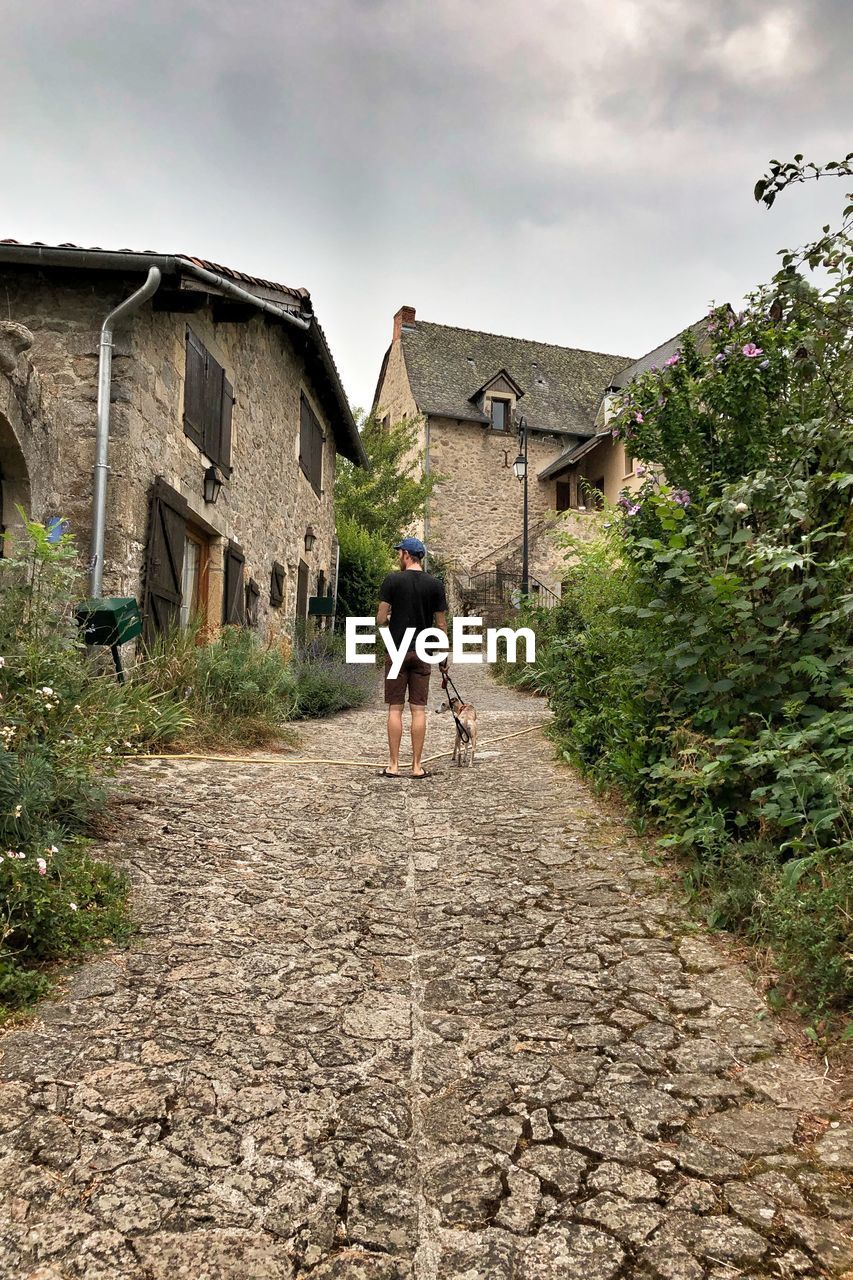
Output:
(384, 650), (431, 705)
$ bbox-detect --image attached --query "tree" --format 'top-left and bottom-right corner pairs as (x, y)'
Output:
(334, 411), (439, 618)
(335, 410), (437, 544)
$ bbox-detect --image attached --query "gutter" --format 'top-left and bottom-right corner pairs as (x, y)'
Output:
(90, 267), (162, 597)
(0, 245), (366, 538)
(0, 245), (312, 331)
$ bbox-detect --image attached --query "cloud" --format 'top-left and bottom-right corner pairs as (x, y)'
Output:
(0, 0), (849, 405)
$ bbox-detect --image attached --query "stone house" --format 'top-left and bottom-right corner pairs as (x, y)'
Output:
(0, 242), (366, 642)
(372, 306), (633, 596)
(373, 307), (704, 599)
(539, 319), (708, 508)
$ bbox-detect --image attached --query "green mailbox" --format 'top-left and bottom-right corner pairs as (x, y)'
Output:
(76, 598), (142, 682)
(308, 595), (335, 616)
(76, 598), (143, 646)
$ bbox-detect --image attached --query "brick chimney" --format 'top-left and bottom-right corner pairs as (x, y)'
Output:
(393, 305), (416, 342)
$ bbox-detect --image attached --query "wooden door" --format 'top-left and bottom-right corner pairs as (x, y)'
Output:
(142, 478), (189, 641)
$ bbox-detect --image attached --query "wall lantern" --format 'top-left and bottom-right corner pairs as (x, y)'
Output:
(512, 451), (527, 481)
(203, 464), (225, 505)
(304, 524), (317, 553)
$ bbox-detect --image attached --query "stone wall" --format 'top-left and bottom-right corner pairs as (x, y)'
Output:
(425, 416), (568, 569)
(0, 321), (63, 546)
(0, 267), (339, 640)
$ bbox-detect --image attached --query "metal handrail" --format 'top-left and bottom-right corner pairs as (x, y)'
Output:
(468, 515), (556, 575)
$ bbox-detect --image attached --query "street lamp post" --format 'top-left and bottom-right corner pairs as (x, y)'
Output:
(513, 415), (529, 598)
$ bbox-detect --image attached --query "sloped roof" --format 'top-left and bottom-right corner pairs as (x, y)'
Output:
(538, 434), (605, 480)
(0, 239), (365, 465)
(608, 316), (708, 390)
(0, 238), (308, 307)
(393, 320), (633, 437)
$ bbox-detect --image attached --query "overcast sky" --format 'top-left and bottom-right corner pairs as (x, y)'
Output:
(3, 0), (850, 409)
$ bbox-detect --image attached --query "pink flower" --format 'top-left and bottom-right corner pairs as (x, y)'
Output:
(634, 411), (644, 424)
(37, 858), (47, 876)
(742, 343), (763, 358)
(665, 352), (680, 367)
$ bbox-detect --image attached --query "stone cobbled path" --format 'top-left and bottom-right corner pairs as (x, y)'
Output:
(1, 665), (851, 1279)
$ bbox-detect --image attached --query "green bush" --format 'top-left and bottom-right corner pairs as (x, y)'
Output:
(0, 517), (159, 1012)
(516, 176), (853, 1011)
(291, 630), (372, 719)
(334, 515), (394, 619)
(138, 624), (299, 748)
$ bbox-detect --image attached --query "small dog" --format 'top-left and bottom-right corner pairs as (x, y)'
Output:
(436, 695), (478, 766)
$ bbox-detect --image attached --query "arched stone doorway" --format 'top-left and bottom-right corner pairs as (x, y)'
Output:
(0, 411), (32, 556)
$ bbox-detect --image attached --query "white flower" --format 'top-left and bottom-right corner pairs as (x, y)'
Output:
(0, 656), (5, 667)
(38, 686), (54, 697)
(104, 746), (113, 755)
(69, 902), (78, 912)
(48, 845), (58, 855)
(13, 804), (21, 818)
(36, 858), (47, 875)
(734, 502), (749, 514)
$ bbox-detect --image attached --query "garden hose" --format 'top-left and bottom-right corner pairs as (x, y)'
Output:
(123, 723), (545, 769)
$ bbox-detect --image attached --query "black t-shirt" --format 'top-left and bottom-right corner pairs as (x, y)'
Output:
(379, 569), (448, 649)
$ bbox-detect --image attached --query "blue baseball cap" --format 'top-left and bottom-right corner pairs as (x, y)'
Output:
(393, 536), (426, 557)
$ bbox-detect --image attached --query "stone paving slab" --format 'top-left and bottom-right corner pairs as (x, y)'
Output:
(0, 664), (850, 1278)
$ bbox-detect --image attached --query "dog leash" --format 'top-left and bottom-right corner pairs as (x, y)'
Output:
(440, 666), (472, 745)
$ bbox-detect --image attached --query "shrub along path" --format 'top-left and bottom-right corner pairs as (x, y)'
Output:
(0, 664), (850, 1280)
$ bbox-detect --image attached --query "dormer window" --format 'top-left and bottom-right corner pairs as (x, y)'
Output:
(489, 397), (510, 431)
(470, 368), (525, 431)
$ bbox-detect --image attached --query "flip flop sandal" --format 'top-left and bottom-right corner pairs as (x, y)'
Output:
(410, 770), (433, 779)
(378, 768), (402, 778)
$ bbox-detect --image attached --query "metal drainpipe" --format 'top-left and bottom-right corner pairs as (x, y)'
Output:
(423, 417), (431, 570)
(331, 538), (341, 632)
(89, 267), (162, 599)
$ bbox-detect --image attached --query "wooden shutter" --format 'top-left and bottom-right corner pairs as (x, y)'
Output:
(296, 559), (309, 621)
(142, 478), (188, 641)
(299, 394), (310, 478)
(270, 561), (285, 608)
(312, 416), (323, 493)
(223, 541), (246, 626)
(183, 329), (206, 448)
(300, 393), (323, 495)
(218, 378), (233, 473)
(203, 350), (225, 463)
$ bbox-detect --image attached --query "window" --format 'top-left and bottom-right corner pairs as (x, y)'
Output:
(299, 392), (324, 496)
(624, 448), (634, 477)
(270, 561), (285, 608)
(179, 527), (208, 629)
(184, 329), (233, 472)
(489, 398), (509, 431)
(555, 480), (570, 512)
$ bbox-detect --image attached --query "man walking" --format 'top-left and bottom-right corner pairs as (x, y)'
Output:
(376, 536), (448, 778)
